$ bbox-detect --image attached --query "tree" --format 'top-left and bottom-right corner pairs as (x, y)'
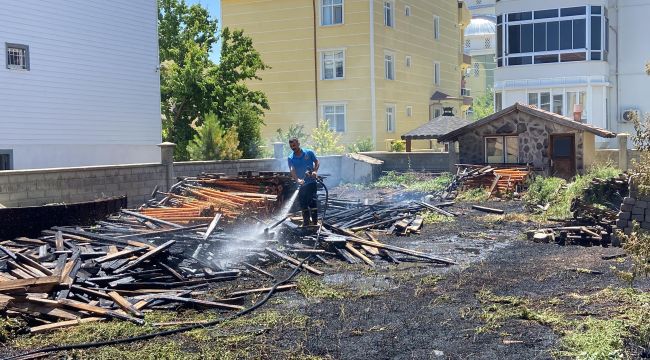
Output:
(187, 114), (243, 160)
(471, 91), (495, 120)
(309, 120), (345, 155)
(158, 0), (268, 160)
(347, 137), (374, 153)
(275, 124), (308, 157)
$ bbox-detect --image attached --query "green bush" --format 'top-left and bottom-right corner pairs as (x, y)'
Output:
(347, 137), (374, 153)
(390, 140), (406, 152)
(309, 120), (345, 155)
(186, 114), (243, 160)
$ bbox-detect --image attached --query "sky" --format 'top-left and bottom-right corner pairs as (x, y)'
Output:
(186, 0), (222, 63)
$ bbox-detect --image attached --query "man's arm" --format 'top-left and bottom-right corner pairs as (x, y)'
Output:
(288, 160), (304, 185)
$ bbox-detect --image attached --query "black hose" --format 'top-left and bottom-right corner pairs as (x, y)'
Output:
(3, 255), (314, 360)
(315, 177), (329, 247)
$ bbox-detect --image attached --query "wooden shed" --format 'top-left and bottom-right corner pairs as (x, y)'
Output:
(401, 107), (472, 152)
(438, 103), (617, 178)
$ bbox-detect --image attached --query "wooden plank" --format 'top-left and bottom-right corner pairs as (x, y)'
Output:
(345, 243), (375, 267)
(471, 205), (505, 214)
(9, 298), (85, 321)
(113, 240), (176, 274)
(94, 247), (147, 263)
(15, 252), (53, 276)
(203, 213), (222, 240)
(225, 284), (297, 297)
(108, 291), (144, 317)
(30, 317), (106, 334)
(121, 209), (184, 229)
(345, 237), (456, 265)
(55, 231), (64, 252)
(58, 299), (145, 325)
(150, 295), (244, 311)
(264, 248), (323, 276)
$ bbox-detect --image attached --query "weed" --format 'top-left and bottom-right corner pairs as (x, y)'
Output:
(373, 172), (452, 193)
(558, 318), (626, 360)
(297, 276), (346, 300)
(422, 211), (455, 224)
(456, 188), (490, 202)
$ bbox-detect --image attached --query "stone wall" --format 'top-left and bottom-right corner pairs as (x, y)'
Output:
(457, 111), (585, 173)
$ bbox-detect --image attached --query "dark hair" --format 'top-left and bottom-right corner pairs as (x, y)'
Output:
(288, 137), (299, 144)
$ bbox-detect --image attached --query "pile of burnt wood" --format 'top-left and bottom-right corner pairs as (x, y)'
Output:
(1, 176), (455, 334)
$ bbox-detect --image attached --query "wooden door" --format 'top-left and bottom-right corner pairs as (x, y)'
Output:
(550, 134), (576, 179)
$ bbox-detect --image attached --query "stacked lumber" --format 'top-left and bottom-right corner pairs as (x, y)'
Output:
(459, 166), (531, 197)
(138, 173), (294, 224)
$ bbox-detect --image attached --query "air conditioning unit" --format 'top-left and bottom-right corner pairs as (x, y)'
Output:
(621, 109), (640, 122)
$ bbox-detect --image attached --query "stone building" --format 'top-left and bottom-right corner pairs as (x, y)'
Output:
(439, 103), (616, 178)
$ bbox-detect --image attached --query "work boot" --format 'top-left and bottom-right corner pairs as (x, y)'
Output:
(310, 209), (318, 225)
(301, 210), (310, 227)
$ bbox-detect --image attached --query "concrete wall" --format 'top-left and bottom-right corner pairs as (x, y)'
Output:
(0, 163), (166, 208)
(361, 151), (450, 172)
(340, 153), (384, 184)
(0, 155), (344, 208)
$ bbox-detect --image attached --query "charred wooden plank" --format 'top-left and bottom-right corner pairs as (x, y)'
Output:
(264, 248), (323, 276)
(108, 291), (144, 317)
(30, 317), (105, 334)
(471, 205), (505, 214)
(113, 240), (175, 274)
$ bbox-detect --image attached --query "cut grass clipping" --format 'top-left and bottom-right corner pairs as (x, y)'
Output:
(373, 171), (452, 193)
(297, 276), (346, 299)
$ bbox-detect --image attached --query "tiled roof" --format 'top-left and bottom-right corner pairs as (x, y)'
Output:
(401, 116), (473, 140)
(438, 103), (617, 141)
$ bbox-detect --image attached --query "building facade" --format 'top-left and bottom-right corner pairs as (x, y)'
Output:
(464, 0), (496, 105)
(494, 0), (650, 148)
(0, 0), (161, 170)
(222, 0), (472, 150)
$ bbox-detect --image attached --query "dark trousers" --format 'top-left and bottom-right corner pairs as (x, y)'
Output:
(298, 182), (318, 226)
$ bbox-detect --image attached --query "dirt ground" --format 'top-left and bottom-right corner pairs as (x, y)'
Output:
(3, 194), (650, 359)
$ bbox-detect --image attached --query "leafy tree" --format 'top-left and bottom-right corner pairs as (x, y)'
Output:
(471, 91), (495, 120)
(347, 137), (374, 153)
(309, 120), (345, 155)
(158, 0), (268, 160)
(187, 114), (242, 160)
(389, 140), (406, 152)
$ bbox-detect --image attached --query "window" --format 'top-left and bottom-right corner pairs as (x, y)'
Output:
(567, 91), (587, 120)
(6, 44), (29, 70)
(0, 150), (12, 170)
(406, 106), (413, 117)
(433, 106), (442, 119)
(528, 91), (551, 112)
(405, 5), (411, 17)
(473, 62), (480, 77)
(498, 6), (606, 67)
(434, 62), (441, 85)
(553, 94), (564, 115)
(433, 16), (441, 39)
(322, 104), (346, 132)
(485, 136), (519, 164)
(321, 0), (343, 26)
(495, 92), (502, 111)
(405, 55), (412, 68)
(321, 50), (344, 80)
(386, 105), (396, 132)
(384, 1), (394, 27)
(384, 52), (395, 80)
(465, 39), (471, 49)
(484, 37), (491, 49)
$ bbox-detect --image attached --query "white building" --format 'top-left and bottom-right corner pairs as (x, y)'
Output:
(494, 0), (650, 147)
(0, 0), (161, 170)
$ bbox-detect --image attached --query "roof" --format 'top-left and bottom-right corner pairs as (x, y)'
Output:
(464, 16), (496, 37)
(438, 103), (617, 141)
(401, 116), (474, 140)
(431, 91), (473, 106)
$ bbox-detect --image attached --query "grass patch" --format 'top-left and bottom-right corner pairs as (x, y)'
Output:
(558, 318), (626, 360)
(479, 213), (540, 224)
(373, 171), (452, 193)
(422, 211), (455, 224)
(456, 188), (490, 202)
(297, 276), (347, 300)
(524, 164), (620, 219)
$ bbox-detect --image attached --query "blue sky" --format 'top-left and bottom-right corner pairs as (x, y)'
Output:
(186, 0), (222, 62)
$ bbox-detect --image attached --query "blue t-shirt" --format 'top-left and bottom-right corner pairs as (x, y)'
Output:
(288, 149), (318, 184)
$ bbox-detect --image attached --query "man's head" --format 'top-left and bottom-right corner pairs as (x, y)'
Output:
(289, 138), (300, 153)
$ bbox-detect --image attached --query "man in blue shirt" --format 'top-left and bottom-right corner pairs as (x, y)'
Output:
(287, 138), (320, 226)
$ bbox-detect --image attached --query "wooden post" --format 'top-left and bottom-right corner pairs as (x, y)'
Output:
(405, 138), (412, 152)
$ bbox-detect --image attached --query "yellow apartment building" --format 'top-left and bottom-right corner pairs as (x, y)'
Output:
(222, 0), (472, 150)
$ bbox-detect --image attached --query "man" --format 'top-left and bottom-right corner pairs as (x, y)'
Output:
(287, 138), (320, 226)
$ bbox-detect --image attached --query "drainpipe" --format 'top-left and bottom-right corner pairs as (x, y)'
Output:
(369, 0), (377, 147)
(313, 0), (320, 127)
(610, 0), (620, 133)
